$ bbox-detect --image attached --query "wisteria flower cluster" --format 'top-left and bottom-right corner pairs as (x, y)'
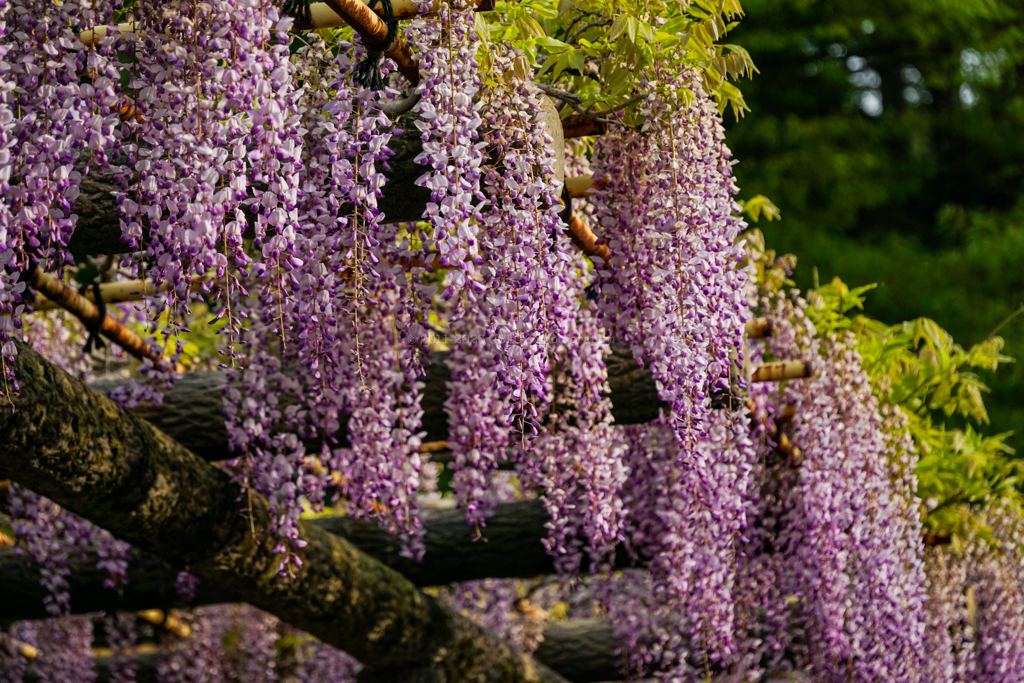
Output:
(9, 1), (1015, 680)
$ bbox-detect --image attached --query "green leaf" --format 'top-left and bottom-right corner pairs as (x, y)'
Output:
(566, 50), (586, 72)
(609, 14), (630, 42)
(536, 35), (571, 50)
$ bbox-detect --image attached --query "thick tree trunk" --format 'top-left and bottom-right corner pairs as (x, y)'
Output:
(87, 346), (666, 462)
(66, 100), (565, 261)
(0, 342), (565, 683)
(0, 501), (638, 624)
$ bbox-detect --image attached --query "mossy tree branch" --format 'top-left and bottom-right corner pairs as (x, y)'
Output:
(0, 342), (565, 683)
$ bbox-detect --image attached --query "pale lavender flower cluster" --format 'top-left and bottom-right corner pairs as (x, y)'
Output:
(114, 0), (299, 300)
(8, 483), (130, 615)
(437, 49), (625, 571)
(445, 579), (548, 653)
(591, 70), (749, 442)
(777, 335), (927, 680)
(10, 617), (95, 683)
(0, 0), (122, 390)
(923, 549), (975, 682)
(158, 605), (359, 683)
(104, 611), (139, 683)
(920, 509), (1024, 681)
(600, 410), (756, 677)
(716, 288), (929, 682)
(586, 68), (755, 667)
(292, 635), (361, 683)
(20, 309), (93, 379)
(410, 0), (486, 298)
(222, 38), (430, 563)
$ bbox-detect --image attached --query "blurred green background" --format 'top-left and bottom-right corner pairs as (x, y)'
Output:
(726, 0), (1024, 452)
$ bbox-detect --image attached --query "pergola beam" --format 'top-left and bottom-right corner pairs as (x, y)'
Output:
(0, 342), (565, 683)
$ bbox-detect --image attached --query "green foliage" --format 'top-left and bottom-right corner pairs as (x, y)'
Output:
(724, 0), (1024, 456)
(746, 229), (1023, 545)
(737, 194), (780, 222)
(480, 0), (756, 120)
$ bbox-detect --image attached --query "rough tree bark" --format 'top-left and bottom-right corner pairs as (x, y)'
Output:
(18, 621), (621, 683)
(66, 101), (565, 260)
(86, 346), (667, 462)
(0, 342), (566, 683)
(0, 500), (639, 623)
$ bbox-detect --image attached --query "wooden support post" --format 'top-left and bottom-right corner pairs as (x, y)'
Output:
(30, 276), (209, 313)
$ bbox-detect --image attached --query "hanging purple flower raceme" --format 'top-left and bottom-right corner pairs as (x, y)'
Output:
(409, 0), (486, 300)
(0, 620), (31, 683)
(781, 336), (926, 680)
(591, 70), (749, 444)
(923, 549), (976, 683)
(738, 287), (928, 681)
(114, 0), (299, 354)
(587, 68), (754, 666)
(157, 608), (224, 683)
(513, 299), (626, 575)
(224, 38), (429, 564)
(293, 636), (361, 683)
(914, 505), (1024, 682)
(0, 0), (122, 393)
(601, 408), (756, 676)
(444, 308), (510, 529)
(104, 611), (139, 683)
(8, 484), (130, 615)
(10, 617), (96, 683)
(968, 524), (1024, 680)
(444, 578), (549, 653)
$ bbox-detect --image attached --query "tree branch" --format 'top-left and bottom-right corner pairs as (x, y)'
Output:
(83, 347), (668, 462)
(0, 499), (636, 624)
(66, 103), (565, 260)
(0, 342), (565, 683)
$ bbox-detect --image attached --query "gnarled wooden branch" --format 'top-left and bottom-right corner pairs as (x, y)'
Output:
(561, 115), (606, 139)
(0, 499), (635, 623)
(0, 342), (565, 683)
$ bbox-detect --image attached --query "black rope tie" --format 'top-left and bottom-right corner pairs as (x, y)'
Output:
(281, 0), (314, 27)
(353, 0), (399, 91)
(80, 280), (107, 354)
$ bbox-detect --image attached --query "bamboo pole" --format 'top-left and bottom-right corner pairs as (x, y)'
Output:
(30, 276), (210, 313)
(136, 609), (192, 638)
(750, 360), (813, 383)
(744, 316), (771, 339)
(27, 267), (183, 373)
(564, 175), (599, 199)
(0, 633), (38, 660)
